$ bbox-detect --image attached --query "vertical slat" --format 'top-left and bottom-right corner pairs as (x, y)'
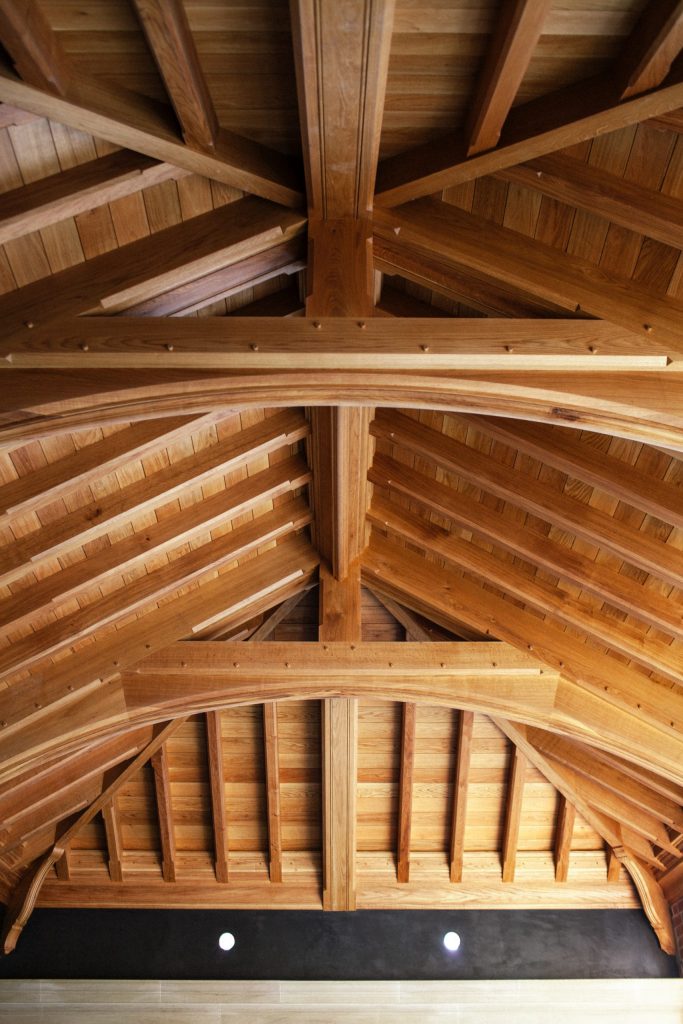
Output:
(466, 0), (552, 155)
(502, 746), (526, 883)
(102, 799), (124, 882)
(131, 0), (218, 150)
(449, 710), (474, 883)
(205, 711), (229, 884)
(607, 844), (623, 882)
(263, 702), (283, 883)
(319, 564), (361, 910)
(554, 794), (576, 883)
(53, 849), (71, 881)
(397, 702), (416, 883)
(151, 743), (177, 883)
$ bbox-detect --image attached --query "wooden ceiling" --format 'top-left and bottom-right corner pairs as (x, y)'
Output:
(0, 0), (681, 961)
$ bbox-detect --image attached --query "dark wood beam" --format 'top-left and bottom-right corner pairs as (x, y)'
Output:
(397, 702), (416, 883)
(618, 0), (683, 99)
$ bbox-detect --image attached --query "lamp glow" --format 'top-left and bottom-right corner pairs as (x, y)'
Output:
(443, 931), (461, 952)
(218, 932), (235, 951)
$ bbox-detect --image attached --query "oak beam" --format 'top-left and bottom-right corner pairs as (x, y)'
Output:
(319, 565), (361, 910)
(205, 712), (229, 884)
(449, 711), (474, 883)
(1, 718), (185, 953)
(132, 0), (218, 151)
(0, 62), (303, 207)
(6, 315), (673, 370)
(291, 0), (394, 218)
(0, 1), (70, 95)
(397, 702), (416, 883)
(495, 718), (676, 954)
(151, 743), (176, 883)
(370, 411), (683, 589)
(368, 493), (683, 685)
(263, 703), (283, 883)
(466, 0), (551, 155)
(498, 152), (683, 252)
(102, 799), (124, 883)
(502, 746), (526, 882)
(368, 458), (683, 640)
(374, 199), (683, 347)
(0, 458), (310, 637)
(554, 796), (575, 883)
(457, 413), (683, 530)
(618, 0), (683, 99)
(0, 151), (188, 247)
(375, 67), (683, 205)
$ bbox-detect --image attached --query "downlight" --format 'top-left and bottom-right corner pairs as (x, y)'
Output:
(443, 931), (461, 952)
(218, 932), (236, 951)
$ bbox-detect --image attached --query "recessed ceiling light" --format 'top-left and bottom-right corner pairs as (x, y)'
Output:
(218, 932), (235, 951)
(443, 931), (461, 952)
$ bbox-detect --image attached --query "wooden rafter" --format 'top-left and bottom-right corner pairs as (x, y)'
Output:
(554, 796), (575, 883)
(132, 0), (218, 151)
(102, 799), (124, 883)
(501, 746), (526, 883)
(368, 496), (682, 685)
(263, 704), (283, 884)
(498, 152), (683, 252)
(374, 199), (683, 346)
(466, 0), (551, 156)
(618, 0), (683, 99)
(396, 702), (416, 883)
(1, 718), (186, 954)
(0, 1), (70, 95)
(205, 712), (228, 884)
(494, 719), (676, 955)
(449, 711), (474, 883)
(375, 66), (683, 206)
(0, 65), (303, 207)
(151, 743), (177, 883)
(368, 464), (681, 641)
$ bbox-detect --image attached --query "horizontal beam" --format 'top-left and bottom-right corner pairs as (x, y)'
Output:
(3, 369), (683, 453)
(2, 317), (672, 370)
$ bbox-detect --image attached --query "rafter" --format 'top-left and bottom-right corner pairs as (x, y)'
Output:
(0, 150), (188, 247)
(1, 718), (186, 954)
(466, 0), (551, 155)
(0, 63), (303, 207)
(0, 1), (70, 95)
(368, 460), (682, 640)
(502, 746), (526, 883)
(618, 0), (683, 99)
(0, 456), (310, 637)
(132, 0), (218, 151)
(0, 411), (309, 589)
(449, 711), (474, 883)
(554, 796), (575, 883)
(0, 197), (306, 337)
(375, 65), (683, 205)
(102, 799), (124, 883)
(397, 702), (416, 883)
(205, 712), (228, 884)
(374, 199), (683, 347)
(494, 718), (676, 955)
(0, 535), (320, 786)
(263, 703), (283, 884)
(498, 152), (683, 252)
(368, 495), (682, 684)
(370, 412), (683, 589)
(456, 413), (683, 530)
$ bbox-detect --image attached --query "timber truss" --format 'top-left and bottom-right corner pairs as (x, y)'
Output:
(0, 0), (681, 959)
